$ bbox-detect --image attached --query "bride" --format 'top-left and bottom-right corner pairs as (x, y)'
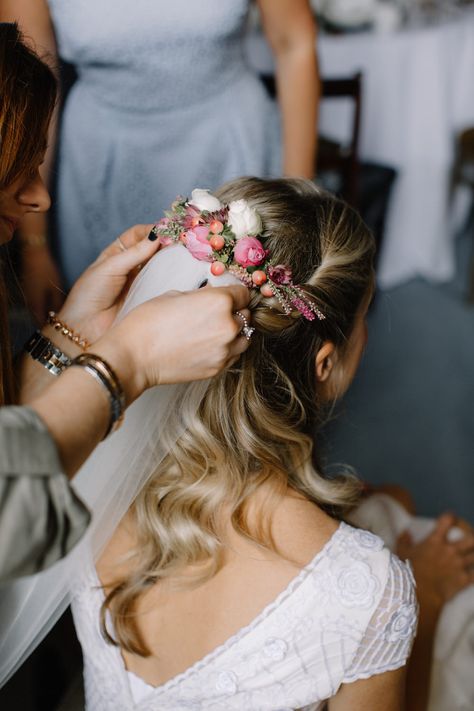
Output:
(67, 177), (417, 710)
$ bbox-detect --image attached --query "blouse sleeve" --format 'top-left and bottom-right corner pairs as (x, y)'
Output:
(0, 406), (91, 583)
(342, 553), (419, 683)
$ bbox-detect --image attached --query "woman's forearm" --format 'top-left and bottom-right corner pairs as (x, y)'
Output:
(275, 42), (320, 177)
(28, 333), (139, 478)
(258, 0), (320, 179)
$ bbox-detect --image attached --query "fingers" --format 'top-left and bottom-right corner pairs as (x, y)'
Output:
(96, 224), (157, 264)
(431, 512), (457, 541)
(454, 534), (474, 554)
(214, 284), (251, 311)
(232, 308), (252, 335)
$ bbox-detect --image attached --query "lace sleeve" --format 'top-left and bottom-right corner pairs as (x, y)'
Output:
(343, 553), (419, 683)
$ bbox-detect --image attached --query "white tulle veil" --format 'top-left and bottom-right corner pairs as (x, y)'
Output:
(0, 244), (241, 685)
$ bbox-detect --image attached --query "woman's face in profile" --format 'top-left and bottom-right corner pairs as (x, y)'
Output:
(0, 165), (50, 245)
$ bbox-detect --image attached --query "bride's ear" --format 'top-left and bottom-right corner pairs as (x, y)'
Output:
(315, 341), (337, 383)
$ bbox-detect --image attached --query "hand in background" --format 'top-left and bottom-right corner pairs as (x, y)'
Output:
(397, 512), (474, 611)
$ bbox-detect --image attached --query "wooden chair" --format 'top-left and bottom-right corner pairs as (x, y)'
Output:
(260, 72), (362, 205)
(316, 73), (362, 206)
(259, 72), (396, 268)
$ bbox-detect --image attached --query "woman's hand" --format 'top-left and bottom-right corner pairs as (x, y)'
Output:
(397, 512), (474, 612)
(94, 285), (252, 401)
(57, 224), (160, 344)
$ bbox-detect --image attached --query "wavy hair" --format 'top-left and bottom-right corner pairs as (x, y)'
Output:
(101, 178), (376, 654)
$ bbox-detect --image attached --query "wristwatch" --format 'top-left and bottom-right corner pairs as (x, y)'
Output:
(24, 331), (72, 376)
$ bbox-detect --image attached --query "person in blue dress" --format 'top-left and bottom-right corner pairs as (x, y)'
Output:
(3, 0), (319, 306)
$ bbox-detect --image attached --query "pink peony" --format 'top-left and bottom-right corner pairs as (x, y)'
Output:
(234, 236), (267, 268)
(186, 228), (213, 261)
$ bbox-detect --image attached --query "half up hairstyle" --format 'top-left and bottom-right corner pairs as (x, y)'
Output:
(101, 178), (376, 654)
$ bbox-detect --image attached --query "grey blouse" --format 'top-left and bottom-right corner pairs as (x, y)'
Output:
(0, 406), (90, 583)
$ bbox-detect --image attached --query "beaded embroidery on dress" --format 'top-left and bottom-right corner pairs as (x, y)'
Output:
(71, 522), (418, 710)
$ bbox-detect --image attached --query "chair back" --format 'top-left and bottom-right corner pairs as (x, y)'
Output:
(317, 73), (362, 205)
(259, 72), (362, 205)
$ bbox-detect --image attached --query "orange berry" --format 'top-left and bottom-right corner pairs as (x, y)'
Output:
(209, 234), (225, 251)
(251, 270), (267, 286)
(209, 219), (224, 234)
(260, 283), (274, 297)
(211, 261), (226, 276)
(179, 231), (188, 243)
(191, 216), (201, 228)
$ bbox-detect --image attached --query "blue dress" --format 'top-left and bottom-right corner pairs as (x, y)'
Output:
(47, 0), (281, 285)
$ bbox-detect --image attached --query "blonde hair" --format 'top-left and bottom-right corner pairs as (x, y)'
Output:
(102, 178), (376, 653)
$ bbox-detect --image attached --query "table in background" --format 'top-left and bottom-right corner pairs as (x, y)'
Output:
(246, 9), (474, 289)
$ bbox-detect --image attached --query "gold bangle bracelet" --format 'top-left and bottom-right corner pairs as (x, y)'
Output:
(70, 353), (126, 439)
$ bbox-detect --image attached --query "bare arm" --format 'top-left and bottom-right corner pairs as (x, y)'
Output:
(24, 285), (251, 477)
(258, 0), (319, 177)
(329, 667), (407, 711)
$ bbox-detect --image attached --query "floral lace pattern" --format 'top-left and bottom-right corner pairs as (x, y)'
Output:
(71, 522), (418, 710)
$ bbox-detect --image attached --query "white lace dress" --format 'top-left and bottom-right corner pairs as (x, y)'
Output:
(71, 522), (418, 710)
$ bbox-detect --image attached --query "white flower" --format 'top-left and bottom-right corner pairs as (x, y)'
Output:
(215, 670), (238, 695)
(228, 199), (262, 239)
(384, 603), (417, 643)
(333, 560), (379, 609)
(189, 188), (222, 213)
(352, 529), (384, 551)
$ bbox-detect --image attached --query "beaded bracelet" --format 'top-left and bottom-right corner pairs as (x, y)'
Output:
(47, 311), (90, 350)
(70, 353), (125, 439)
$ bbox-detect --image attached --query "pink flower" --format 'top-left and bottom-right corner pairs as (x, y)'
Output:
(186, 229), (213, 261)
(159, 235), (173, 246)
(156, 217), (170, 230)
(267, 264), (293, 285)
(192, 225), (210, 242)
(183, 205), (202, 229)
(234, 236), (267, 268)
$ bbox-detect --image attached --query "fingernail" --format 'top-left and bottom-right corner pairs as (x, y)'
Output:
(148, 227), (158, 242)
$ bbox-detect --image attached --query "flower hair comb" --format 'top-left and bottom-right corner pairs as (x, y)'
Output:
(151, 188), (325, 322)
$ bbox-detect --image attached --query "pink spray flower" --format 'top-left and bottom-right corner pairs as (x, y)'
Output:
(183, 205), (203, 229)
(267, 264), (293, 285)
(234, 236), (267, 268)
(185, 228), (213, 261)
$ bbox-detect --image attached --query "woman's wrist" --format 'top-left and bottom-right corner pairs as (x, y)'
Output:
(41, 322), (83, 360)
(91, 330), (145, 407)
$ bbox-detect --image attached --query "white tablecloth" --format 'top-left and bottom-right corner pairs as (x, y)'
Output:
(245, 10), (474, 289)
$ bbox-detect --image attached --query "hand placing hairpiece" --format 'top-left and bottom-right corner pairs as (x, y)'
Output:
(151, 189), (325, 322)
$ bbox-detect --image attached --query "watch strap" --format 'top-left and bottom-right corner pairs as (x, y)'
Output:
(24, 331), (72, 376)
